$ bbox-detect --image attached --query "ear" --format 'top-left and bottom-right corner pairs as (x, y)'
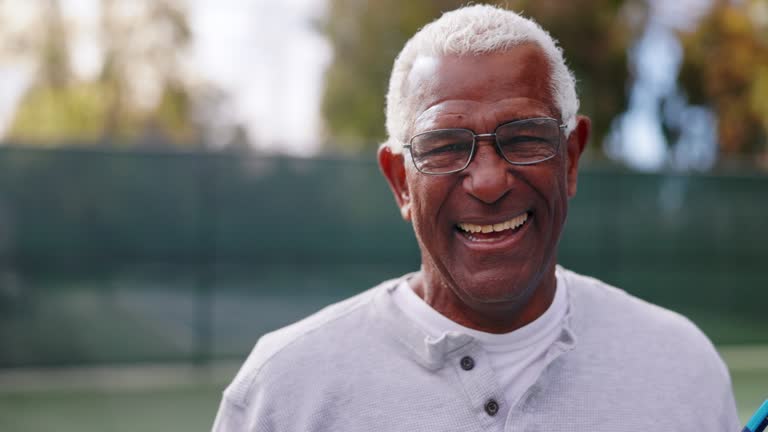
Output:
(378, 143), (412, 221)
(566, 115), (591, 198)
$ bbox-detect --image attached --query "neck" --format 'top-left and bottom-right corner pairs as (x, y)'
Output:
(410, 265), (558, 334)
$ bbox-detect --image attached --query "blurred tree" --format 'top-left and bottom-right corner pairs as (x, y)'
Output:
(320, 0), (636, 153)
(321, 0), (464, 152)
(1, 0), (201, 145)
(512, 0), (636, 159)
(678, 0), (768, 157)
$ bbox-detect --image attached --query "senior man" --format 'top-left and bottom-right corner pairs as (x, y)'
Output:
(213, 5), (738, 431)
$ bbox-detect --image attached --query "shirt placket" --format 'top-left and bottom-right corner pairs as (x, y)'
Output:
(502, 326), (577, 432)
(449, 343), (507, 431)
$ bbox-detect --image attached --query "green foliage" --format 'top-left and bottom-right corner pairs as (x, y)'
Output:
(510, 0), (634, 156)
(4, 0), (199, 146)
(154, 84), (197, 143)
(321, 0), (466, 151)
(8, 82), (113, 142)
(678, 0), (768, 156)
(320, 0), (634, 153)
(8, 81), (196, 144)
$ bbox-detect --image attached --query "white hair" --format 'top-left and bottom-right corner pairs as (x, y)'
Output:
(384, 4), (579, 153)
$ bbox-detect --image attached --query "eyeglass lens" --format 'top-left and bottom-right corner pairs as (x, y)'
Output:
(410, 118), (560, 174)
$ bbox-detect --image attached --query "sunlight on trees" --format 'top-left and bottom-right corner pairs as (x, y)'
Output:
(0, 0), (206, 145)
(678, 0), (768, 158)
(321, 0), (767, 164)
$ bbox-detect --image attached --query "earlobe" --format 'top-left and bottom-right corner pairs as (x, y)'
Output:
(566, 115), (591, 198)
(400, 200), (411, 221)
(378, 143), (412, 222)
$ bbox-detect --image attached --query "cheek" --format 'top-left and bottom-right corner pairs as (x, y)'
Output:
(551, 168), (571, 224)
(532, 163), (569, 218)
(406, 177), (433, 227)
(550, 173), (569, 214)
(407, 176), (453, 238)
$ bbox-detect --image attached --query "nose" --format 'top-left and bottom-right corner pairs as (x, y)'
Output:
(462, 139), (514, 204)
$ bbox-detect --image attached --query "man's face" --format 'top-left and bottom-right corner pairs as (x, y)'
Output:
(380, 44), (589, 323)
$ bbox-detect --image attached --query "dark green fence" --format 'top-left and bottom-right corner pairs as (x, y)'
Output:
(0, 146), (765, 367)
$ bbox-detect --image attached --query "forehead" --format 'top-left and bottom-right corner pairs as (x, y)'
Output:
(406, 44), (557, 132)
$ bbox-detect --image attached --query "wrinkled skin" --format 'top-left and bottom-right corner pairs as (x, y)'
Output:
(379, 44), (591, 333)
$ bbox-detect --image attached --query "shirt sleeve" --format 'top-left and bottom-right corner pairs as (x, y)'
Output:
(211, 396), (245, 432)
(718, 377), (742, 432)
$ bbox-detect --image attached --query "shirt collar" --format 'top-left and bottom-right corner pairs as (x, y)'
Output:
(371, 267), (578, 370)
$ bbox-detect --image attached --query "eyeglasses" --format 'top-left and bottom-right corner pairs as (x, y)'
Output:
(403, 117), (566, 175)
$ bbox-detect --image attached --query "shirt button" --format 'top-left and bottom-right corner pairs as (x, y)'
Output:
(460, 356), (475, 371)
(484, 399), (499, 416)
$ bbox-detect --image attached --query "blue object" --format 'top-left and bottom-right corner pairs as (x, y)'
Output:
(743, 400), (768, 432)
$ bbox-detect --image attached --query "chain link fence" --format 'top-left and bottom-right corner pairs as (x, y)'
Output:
(0, 145), (765, 367)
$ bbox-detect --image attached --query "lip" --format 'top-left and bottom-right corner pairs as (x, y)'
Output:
(454, 211), (533, 252)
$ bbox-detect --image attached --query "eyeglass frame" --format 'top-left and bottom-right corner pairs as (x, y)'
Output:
(402, 117), (568, 175)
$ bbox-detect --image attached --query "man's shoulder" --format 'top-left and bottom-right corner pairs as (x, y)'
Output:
(561, 267), (728, 373)
(563, 267), (701, 333)
(222, 276), (400, 408)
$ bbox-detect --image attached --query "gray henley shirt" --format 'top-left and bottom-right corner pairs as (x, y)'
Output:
(212, 266), (739, 431)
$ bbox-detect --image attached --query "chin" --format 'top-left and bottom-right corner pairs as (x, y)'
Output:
(455, 271), (539, 305)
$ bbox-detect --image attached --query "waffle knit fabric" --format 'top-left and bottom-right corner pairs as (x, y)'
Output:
(212, 266), (739, 431)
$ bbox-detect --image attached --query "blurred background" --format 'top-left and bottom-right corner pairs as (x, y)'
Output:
(0, 0), (766, 430)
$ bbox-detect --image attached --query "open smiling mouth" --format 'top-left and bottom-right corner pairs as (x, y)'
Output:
(456, 212), (531, 243)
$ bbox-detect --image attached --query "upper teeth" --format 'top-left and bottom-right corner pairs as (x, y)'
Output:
(458, 213), (528, 234)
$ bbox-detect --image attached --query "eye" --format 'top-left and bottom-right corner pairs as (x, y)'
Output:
(411, 129), (474, 158)
(502, 135), (550, 145)
(423, 141), (472, 156)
